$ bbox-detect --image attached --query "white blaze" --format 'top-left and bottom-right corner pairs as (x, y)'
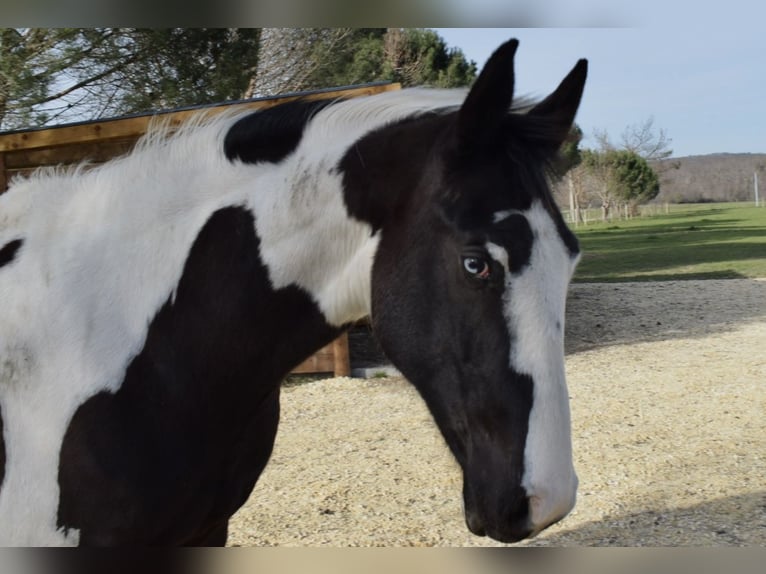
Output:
(489, 201), (579, 534)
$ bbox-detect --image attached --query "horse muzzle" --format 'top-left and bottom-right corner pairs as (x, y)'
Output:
(462, 475), (577, 543)
(465, 507), (534, 543)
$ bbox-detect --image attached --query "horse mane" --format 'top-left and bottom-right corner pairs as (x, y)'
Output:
(10, 87), (547, 198)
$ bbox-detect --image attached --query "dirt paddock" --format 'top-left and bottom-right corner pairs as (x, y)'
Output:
(228, 279), (766, 546)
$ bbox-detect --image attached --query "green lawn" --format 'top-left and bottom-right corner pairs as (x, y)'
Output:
(570, 203), (766, 282)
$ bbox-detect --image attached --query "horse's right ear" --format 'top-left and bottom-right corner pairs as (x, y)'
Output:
(523, 58), (588, 153)
(458, 39), (519, 150)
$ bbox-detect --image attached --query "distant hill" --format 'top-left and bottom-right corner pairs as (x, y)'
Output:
(651, 153), (766, 203)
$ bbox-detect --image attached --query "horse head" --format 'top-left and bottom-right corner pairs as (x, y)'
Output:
(347, 39), (587, 542)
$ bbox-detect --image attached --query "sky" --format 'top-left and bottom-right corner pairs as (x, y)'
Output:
(433, 6), (764, 158)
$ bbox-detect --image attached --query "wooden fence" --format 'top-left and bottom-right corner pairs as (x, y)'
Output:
(0, 82), (400, 377)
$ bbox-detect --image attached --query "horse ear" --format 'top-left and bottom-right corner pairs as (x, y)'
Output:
(458, 39), (519, 150)
(525, 59), (588, 150)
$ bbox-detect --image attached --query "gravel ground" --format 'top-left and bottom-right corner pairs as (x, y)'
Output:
(228, 279), (766, 546)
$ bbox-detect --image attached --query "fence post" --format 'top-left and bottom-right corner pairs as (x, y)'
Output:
(332, 332), (351, 377)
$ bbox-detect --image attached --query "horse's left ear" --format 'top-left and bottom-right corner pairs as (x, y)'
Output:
(525, 59), (588, 151)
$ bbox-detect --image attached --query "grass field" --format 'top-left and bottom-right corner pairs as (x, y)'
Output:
(570, 203), (766, 282)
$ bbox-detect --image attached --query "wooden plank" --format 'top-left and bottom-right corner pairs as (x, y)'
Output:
(0, 83), (401, 153)
(3, 139), (137, 170)
(292, 343), (337, 375)
(291, 333), (351, 377)
(0, 116), (153, 153)
(332, 332), (351, 377)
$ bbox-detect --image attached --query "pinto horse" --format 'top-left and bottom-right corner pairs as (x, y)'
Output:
(0, 39), (587, 545)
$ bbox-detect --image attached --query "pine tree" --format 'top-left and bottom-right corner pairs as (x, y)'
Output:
(0, 28), (261, 130)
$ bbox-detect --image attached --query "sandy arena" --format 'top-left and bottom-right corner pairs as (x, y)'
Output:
(228, 279), (766, 546)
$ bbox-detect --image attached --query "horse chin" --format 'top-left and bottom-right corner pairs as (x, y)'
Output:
(463, 482), (535, 543)
(465, 509), (487, 538)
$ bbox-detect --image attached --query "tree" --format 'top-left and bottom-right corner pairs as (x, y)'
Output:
(0, 29), (97, 128)
(581, 148), (659, 220)
(550, 124), (588, 225)
(300, 29), (390, 90)
(620, 116), (673, 161)
(596, 116), (680, 190)
(583, 117), (672, 219)
(2, 28), (473, 131)
(248, 28), (357, 97)
(593, 117), (673, 162)
(0, 28), (261, 130)
(250, 28), (476, 96)
(581, 148), (617, 220)
(378, 28), (476, 88)
(113, 29), (261, 114)
(610, 150), (660, 206)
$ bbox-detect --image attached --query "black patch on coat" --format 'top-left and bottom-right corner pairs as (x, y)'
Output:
(224, 98), (341, 165)
(339, 111), (452, 233)
(0, 239), (23, 269)
(488, 213), (535, 275)
(57, 206), (344, 545)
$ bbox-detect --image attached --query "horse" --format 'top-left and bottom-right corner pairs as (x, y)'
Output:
(0, 39), (587, 546)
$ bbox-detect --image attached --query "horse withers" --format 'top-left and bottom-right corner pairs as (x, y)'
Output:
(0, 39), (586, 545)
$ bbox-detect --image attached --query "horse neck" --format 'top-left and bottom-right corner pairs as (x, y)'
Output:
(132, 111), (383, 330)
(228, 91), (460, 328)
(237, 150), (381, 330)
(254, 118), (453, 331)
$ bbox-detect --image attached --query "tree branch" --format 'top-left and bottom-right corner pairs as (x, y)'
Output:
(32, 52), (142, 106)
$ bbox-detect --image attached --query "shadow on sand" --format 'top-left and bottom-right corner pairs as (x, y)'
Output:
(565, 278), (766, 354)
(528, 490), (766, 546)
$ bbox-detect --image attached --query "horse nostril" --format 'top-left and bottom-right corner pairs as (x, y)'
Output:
(466, 497), (533, 543)
(463, 480), (539, 542)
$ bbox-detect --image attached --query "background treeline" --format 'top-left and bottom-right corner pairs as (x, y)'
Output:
(552, 152), (766, 216)
(550, 116), (765, 221)
(651, 153), (766, 204)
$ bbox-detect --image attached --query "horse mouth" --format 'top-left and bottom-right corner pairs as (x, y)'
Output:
(466, 509), (487, 537)
(465, 507), (535, 544)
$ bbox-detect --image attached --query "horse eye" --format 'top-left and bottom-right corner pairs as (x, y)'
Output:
(463, 256), (491, 279)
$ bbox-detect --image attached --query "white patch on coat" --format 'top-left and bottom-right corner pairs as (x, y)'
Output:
(0, 87), (469, 545)
(489, 201), (579, 535)
(234, 87), (466, 326)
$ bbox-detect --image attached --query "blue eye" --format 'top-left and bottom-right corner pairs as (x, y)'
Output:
(463, 256), (491, 279)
